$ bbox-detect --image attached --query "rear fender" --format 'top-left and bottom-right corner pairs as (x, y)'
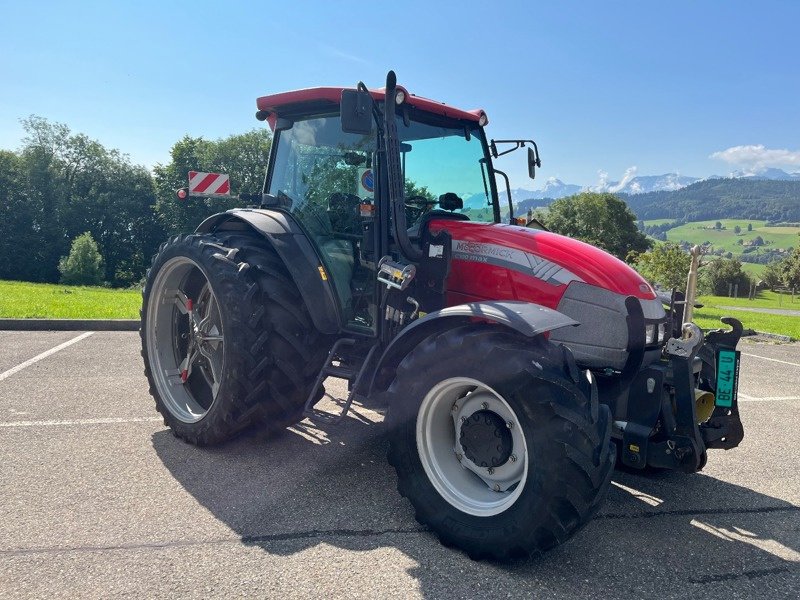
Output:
(196, 209), (340, 334)
(365, 301), (578, 396)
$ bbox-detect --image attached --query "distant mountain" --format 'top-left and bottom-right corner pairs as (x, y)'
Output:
(621, 179), (800, 222)
(734, 167), (800, 181)
(495, 179), (584, 203)
(462, 182), (575, 209)
(608, 173), (700, 194)
(505, 173), (701, 201)
(533, 178), (582, 199)
(470, 168), (800, 219)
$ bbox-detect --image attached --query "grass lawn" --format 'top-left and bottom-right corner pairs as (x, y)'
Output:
(3, 279), (796, 339)
(740, 262), (766, 277)
(0, 280), (141, 319)
(695, 290), (800, 339)
(698, 289), (799, 309)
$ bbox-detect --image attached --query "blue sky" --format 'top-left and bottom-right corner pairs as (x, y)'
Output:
(1, 0), (798, 188)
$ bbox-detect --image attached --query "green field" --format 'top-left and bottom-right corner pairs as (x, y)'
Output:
(642, 219), (676, 226)
(663, 219), (798, 254)
(695, 290), (800, 339)
(642, 219), (797, 278)
(0, 280), (141, 319)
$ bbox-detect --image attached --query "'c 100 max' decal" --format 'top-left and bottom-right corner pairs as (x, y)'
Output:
(451, 239), (582, 286)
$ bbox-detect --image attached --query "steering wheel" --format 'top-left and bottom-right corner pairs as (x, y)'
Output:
(404, 195), (437, 225)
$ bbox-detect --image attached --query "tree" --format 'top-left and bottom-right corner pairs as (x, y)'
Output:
(58, 232), (104, 285)
(714, 221), (722, 230)
(747, 223), (753, 232)
(8, 116), (163, 285)
(630, 243), (691, 291)
(153, 130), (271, 235)
(542, 192), (651, 260)
(734, 225), (741, 234)
(781, 250), (800, 289)
(700, 257), (750, 296)
(762, 260), (784, 290)
(0, 150), (35, 281)
(752, 235), (765, 246)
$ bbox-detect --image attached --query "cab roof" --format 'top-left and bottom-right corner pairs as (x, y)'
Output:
(256, 86), (488, 130)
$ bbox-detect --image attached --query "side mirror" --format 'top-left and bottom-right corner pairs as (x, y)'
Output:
(527, 147), (537, 180)
(341, 89), (373, 134)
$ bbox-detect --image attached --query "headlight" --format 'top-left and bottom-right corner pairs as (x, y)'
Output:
(645, 323), (667, 345)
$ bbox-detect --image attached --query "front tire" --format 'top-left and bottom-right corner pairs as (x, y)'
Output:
(141, 233), (328, 445)
(385, 325), (615, 560)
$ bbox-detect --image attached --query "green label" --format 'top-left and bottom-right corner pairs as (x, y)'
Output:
(716, 349), (740, 408)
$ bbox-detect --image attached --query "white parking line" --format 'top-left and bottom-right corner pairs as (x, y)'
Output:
(742, 352), (800, 368)
(739, 396), (800, 403)
(0, 332), (94, 382)
(0, 416), (163, 428)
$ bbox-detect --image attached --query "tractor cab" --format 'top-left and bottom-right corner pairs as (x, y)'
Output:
(255, 85), (504, 331)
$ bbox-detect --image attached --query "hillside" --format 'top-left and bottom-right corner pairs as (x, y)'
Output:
(620, 179), (800, 221)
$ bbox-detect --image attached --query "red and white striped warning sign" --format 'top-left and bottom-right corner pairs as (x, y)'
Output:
(188, 171), (231, 196)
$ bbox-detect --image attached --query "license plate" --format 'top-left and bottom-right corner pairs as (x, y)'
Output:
(716, 349), (740, 408)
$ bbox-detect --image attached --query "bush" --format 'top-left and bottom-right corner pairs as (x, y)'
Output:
(631, 243), (691, 291)
(700, 257), (750, 296)
(763, 260), (784, 290)
(781, 250), (800, 289)
(58, 232), (105, 285)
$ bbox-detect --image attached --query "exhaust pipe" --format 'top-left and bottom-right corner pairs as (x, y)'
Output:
(695, 389), (715, 424)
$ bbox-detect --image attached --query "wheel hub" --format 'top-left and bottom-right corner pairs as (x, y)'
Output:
(416, 378), (530, 517)
(459, 410), (513, 468)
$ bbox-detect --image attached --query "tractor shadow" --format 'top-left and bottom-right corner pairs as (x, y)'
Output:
(152, 407), (799, 598)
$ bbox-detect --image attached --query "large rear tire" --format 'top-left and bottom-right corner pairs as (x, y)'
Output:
(141, 232), (328, 445)
(385, 325), (615, 560)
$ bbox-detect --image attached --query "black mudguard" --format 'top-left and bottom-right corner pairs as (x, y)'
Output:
(365, 301), (578, 396)
(196, 208), (341, 334)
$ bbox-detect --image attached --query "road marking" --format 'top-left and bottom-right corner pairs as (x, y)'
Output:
(739, 396), (800, 402)
(0, 332), (94, 382)
(742, 352), (800, 368)
(0, 416), (163, 428)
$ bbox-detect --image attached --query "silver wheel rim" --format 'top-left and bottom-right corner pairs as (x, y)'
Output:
(416, 377), (529, 517)
(146, 256), (225, 423)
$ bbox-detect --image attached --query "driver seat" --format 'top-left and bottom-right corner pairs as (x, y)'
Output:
(408, 192), (469, 240)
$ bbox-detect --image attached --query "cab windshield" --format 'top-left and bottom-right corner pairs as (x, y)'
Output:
(267, 113), (495, 224)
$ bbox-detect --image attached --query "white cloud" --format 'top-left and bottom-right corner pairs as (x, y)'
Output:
(590, 166), (638, 193)
(590, 170), (610, 192)
(710, 145), (800, 171)
(609, 166), (638, 193)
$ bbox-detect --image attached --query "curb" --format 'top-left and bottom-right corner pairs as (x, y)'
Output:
(752, 331), (794, 343)
(0, 319), (139, 332)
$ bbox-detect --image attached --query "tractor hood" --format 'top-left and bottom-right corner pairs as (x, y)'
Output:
(430, 220), (657, 306)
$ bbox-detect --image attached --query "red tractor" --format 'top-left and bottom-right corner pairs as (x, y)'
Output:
(141, 71), (744, 560)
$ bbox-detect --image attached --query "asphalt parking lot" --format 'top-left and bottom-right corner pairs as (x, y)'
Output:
(1, 331), (798, 599)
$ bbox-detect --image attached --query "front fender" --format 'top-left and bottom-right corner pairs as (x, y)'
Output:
(364, 301), (578, 396)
